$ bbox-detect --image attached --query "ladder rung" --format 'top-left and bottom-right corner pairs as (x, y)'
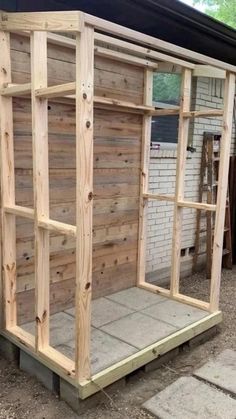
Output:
(223, 249), (231, 256)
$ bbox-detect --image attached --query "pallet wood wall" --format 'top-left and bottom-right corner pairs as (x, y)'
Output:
(11, 34), (143, 324)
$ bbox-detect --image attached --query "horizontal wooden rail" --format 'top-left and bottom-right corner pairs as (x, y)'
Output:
(6, 326), (35, 349)
(94, 96), (154, 112)
(177, 200), (216, 211)
(94, 46), (158, 69)
(1, 83), (155, 113)
(183, 109), (223, 118)
(4, 205), (77, 235)
(143, 193), (175, 202)
(0, 83), (31, 96)
(150, 108), (180, 116)
(35, 82), (76, 98)
(95, 33), (196, 70)
(0, 84), (223, 120)
(143, 194), (216, 211)
(38, 219), (77, 237)
(138, 282), (210, 311)
(4, 204), (34, 219)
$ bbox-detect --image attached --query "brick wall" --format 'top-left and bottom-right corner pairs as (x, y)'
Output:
(146, 76), (236, 281)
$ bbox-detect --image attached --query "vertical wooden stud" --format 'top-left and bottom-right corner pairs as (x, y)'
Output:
(210, 71), (235, 312)
(75, 25), (94, 382)
(206, 136), (214, 279)
(170, 68), (192, 296)
(31, 32), (50, 350)
(0, 31), (16, 329)
(137, 69), (153, 285)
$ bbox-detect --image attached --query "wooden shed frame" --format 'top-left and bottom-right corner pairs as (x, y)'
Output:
(0, 10), (235, 399)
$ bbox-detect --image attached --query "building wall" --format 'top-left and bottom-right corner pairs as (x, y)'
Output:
(146, 76), (236, 282)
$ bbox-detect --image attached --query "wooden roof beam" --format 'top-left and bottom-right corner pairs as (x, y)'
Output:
(0, 11), (83, 31)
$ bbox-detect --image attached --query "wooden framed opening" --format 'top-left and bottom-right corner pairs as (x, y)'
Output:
(0, 10), (235, 399)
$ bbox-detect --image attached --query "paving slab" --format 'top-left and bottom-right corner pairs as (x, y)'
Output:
(56, 328), (137, 374)
(194, 349), (236, 395)
(101, 312), (177, 349)
(105, 287), (167, 311)
(143, 376), (236, 419)
(65, 297), (134, 327)
(142, 298), (207, 329)
(23, 312), (75, 347)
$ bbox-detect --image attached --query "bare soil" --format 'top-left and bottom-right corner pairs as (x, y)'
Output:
(0, 268), (235, 419)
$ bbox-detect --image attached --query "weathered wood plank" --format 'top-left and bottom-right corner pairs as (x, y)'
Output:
(10, 32), (142, 324)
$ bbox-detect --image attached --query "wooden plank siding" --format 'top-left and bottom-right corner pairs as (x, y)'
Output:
(10, 34), (143, 324)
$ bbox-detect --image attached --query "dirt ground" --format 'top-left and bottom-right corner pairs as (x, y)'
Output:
(0, 268), (235, 419)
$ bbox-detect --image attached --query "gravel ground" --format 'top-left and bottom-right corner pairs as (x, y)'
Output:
(0, 268), (235, 419)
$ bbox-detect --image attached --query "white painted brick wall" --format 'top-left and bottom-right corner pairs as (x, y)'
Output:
(146, 77), (236, 276)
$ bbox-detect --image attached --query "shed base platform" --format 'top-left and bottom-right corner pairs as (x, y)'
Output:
(0, 287), (222, 400)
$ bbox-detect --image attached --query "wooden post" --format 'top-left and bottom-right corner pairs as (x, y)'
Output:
(170, 68), (192, 296)
(137, 69), (153, 285)
(31, 32), (50, 350)
(75, 25), (94, 382)
(0, 31), (16, 329)
(206, 136), (214, 279)
(210, 71), (235, 312)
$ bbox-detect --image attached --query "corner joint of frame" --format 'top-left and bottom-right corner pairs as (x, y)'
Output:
(0, 13), (8, 31)
(78, 11), (85, 32)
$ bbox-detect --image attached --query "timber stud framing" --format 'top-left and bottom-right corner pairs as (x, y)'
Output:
(0, 10), (235, 400)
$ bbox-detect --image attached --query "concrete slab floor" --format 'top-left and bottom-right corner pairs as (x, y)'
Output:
(194, 349), (236, 396)
(21, 286), (209, 375)
(100, 312), (177, 349)
(143, 376), (236, 419)
(105, 287), (167, 311)
(142, 298), (207, 329)
(22, 311), (75, 347)
(56, 328), (137, 375)
(66, 296), (134, 327)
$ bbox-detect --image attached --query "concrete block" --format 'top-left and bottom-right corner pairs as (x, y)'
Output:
(187, 325), (218, 348)
(141, 299), (207, 329)
(106, 287), (167, 311)
(20, 350), (60, 394)
(101, 312), (176, 350)
(0, 334), (19, 364)
(194, 349), (236, 396)
(143, 376), (236, 419)
(144, 348), (179, 373)
(60, 377), (125, 414)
